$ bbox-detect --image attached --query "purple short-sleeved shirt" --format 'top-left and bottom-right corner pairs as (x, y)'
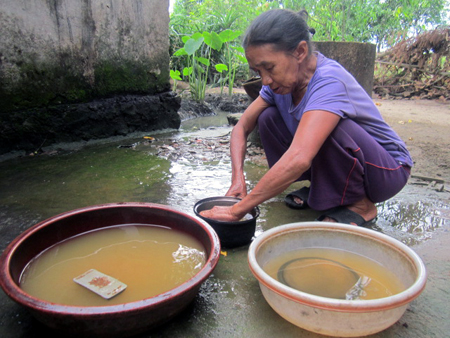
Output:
(259, 52), (413, 167)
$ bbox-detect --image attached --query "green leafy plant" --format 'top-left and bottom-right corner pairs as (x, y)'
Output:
(170, 69), (182, 91)
(218, 29), (246, 96)
(214, 63), (228, 95)
(172, 31), (225, 102)
(171, 0), (448, 55)
(170, 25), (247, 100)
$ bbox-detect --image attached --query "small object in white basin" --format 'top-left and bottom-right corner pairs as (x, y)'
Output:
(74, 269), (127, 299)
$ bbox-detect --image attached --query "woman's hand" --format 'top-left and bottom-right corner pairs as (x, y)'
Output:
(226, 176), (247, 198)
(226, 97), (268, 199)
(200, 205), (241, 222)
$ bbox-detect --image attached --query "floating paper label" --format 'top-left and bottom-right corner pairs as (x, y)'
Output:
(74, 269), (127, 299)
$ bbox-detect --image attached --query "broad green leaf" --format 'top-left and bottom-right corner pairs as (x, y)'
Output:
(184, 36), (204, 55)
(191, 32), (203, 40)
(219, 29), (242, 42)
(195, 56), (210, 66)
(170, 69), (182, 81)
(215, 64), (228, 72)
(203, 32), (212, 46)
(173, 48), (187, 56)
(182, 67), (193, 76)
(203, 31), (223, 51)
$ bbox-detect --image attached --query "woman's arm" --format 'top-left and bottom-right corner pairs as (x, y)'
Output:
(201, 110), (341, 221)
(226, 96), (270, 198)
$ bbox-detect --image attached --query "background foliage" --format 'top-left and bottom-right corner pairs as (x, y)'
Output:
(169, 0), (449, 99)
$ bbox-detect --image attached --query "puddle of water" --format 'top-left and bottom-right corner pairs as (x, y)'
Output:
(0, 142), (171, 219)
(373, 197), (450, 246)
(180, 110), (230, 132)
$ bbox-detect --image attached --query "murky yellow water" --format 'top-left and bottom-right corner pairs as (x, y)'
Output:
(20, 224), (206, 306)
(264, 247), (405, 300)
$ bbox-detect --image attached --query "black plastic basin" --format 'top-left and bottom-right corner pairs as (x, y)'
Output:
(193, 196), (260, 248)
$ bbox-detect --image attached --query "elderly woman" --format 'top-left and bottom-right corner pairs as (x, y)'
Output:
(200, 9), (412, 226)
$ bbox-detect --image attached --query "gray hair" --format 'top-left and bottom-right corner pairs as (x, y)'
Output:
(243, 9), (314, 54)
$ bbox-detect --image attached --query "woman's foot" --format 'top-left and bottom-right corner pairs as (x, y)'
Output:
(319, 197), (377, 226)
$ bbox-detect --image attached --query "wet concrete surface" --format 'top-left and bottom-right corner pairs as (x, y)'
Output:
(0, 111), (449, 338)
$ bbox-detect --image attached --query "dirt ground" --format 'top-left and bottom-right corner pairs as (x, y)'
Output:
(372, 98), (450, 183)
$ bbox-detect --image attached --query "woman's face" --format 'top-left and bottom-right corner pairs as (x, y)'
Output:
(245, 44), (302, 96)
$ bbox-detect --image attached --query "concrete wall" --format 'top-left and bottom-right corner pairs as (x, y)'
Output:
(0, 0), (182, 155)
(0, 0), (171, 112)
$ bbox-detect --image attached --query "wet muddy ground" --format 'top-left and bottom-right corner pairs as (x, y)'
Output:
(0, 97), (449, 338)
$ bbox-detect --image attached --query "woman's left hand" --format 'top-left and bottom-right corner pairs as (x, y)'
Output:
(200, 206), (241, 222)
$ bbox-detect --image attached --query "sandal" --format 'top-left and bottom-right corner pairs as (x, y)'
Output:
(316, 206), (376, 227)
(284, 187), (310, 210)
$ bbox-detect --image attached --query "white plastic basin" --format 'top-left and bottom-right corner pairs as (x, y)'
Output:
(248, 222), (427, 337)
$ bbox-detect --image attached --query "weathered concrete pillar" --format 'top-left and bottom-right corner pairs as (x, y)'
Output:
(315, 41), (376, 95)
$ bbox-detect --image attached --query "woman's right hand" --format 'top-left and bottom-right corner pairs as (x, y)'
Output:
(226, 97), (269, 199)
(226, 181), (247, 199)
(225, 171), (248, 198)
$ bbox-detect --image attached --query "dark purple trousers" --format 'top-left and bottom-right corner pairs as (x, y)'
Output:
(257, 107), (410, 211)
